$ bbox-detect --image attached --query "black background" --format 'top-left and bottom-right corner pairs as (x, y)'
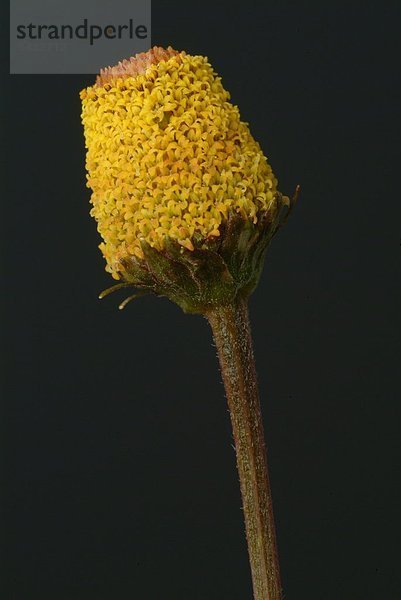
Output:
(2, 1), (401, 598)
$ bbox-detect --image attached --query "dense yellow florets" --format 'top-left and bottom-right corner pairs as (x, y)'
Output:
(81, 50), (278, 279)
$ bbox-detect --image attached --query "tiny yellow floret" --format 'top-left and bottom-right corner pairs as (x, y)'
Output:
(81, 47), (278, 279)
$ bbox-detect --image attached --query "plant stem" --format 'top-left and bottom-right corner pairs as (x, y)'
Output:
(206, 297), (282, 600)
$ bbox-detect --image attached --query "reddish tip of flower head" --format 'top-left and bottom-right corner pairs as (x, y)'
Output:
(96, 46), (180, 86)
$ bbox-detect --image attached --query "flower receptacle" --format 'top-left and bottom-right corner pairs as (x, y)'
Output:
(108, 190), (297, 314)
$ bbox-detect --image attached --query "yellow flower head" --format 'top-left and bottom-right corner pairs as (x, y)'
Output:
(80, 46), (279, 280)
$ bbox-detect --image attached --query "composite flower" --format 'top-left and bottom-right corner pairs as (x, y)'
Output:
(80, 46), (281, 281)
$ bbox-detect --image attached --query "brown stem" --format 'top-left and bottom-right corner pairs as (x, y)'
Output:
(206, 297), (282, 600)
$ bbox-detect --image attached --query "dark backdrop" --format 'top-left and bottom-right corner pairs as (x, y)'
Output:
(2, 1), (400, 598)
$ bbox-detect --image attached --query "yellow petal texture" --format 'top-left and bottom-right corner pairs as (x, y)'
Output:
(80, 47), (278, 279)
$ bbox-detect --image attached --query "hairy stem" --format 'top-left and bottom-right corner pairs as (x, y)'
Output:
(206, 298), (282, 600)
